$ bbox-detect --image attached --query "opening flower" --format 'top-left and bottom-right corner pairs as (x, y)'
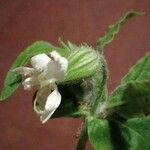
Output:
(13, 51), (68, 124)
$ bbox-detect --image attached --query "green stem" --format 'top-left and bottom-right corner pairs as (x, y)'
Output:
(76, 121), (88, 150)
(91, 55), (108, 114)
(76, 55), (108, 150)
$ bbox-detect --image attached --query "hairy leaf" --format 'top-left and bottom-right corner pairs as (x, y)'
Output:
(97, 11), (143, 53)
(88, 117), (112, 150)
(109, 81), (150, 118)
(121, 116), (150, 150)
(122, 54), (150, 83)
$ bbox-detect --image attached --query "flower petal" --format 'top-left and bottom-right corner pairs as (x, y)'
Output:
(44, 51), (68, 81)
(40, 87), (61, 124)
(22, 77), (39, 90)
(50, 51), (68, 72)
(39, 78), (56, 88)
(30, 53), (51, 72)
(12, 67), (36, 76)
(33, 85), (53, 112)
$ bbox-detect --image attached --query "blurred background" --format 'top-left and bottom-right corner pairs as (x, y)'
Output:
(0, 0), (149, 150)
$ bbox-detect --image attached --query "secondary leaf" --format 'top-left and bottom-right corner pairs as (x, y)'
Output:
(88, 117), (112, 150)
(0, 41), (61, 101)
(121, 116), (150, 150)
(122, 54), (150, 83)
(97, 11), (143, 53)
(109, 81), (150, 118)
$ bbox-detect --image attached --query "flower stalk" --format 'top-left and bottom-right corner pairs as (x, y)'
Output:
(76, 120), (88, 150)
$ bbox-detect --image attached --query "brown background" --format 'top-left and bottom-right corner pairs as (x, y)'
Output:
(0, 0), (149, 150)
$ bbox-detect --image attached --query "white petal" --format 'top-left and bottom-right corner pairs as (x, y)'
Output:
(22, 77), (39, 90)
(40, 88), (61, 124)
(45, 51), (68, 80)
(33, 86), (52, 115)
(49, 51), (68, 72)
(44, 87), (61, 109)
(40, 109), (56, 124)
(40, 78), (56, 88)
(31, 54), (51, 72)
(12, 67), (36, 76)
(33, 96), (43, 115)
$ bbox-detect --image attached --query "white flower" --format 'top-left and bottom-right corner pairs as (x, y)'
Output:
(13, 51), (68, 124)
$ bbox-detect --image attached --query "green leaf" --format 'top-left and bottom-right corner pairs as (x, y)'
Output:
(97, 11), (144, 53)
(88, 117), (112, 150)
(122, 54), (150, 83)
(121, 116), (150, 150)
(0, 41), (68, 101)
(109, 81), (150, 118)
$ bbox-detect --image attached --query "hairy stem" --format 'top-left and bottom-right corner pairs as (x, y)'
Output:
(76, 54), (108, 150)
(91, 55), (108, 114)
(76, 121), (88, 150)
